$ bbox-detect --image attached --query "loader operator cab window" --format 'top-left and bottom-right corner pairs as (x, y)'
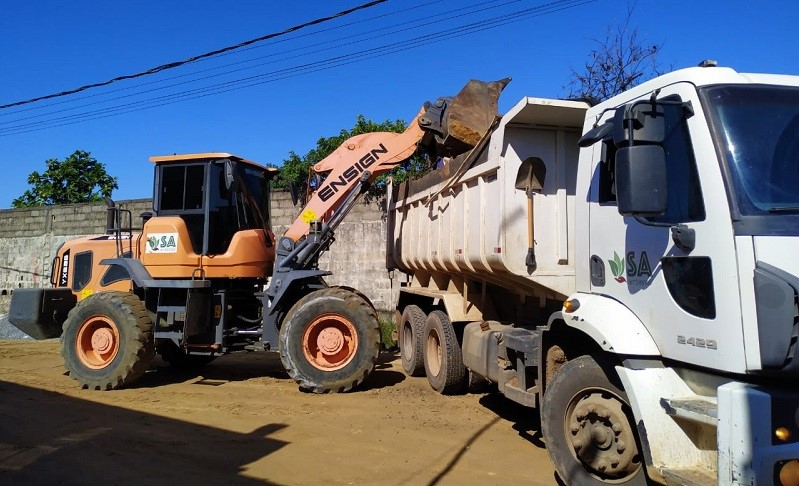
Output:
(206, 162), (270, 255)
(157, 164), (206, 254)
(156, 158), (272, 256)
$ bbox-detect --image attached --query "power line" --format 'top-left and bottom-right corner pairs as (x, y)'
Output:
(0, 0), (454, 118)
(0, 0), (595, 135)
(0, 0), (388, 110)
(0, 0), (521, 127)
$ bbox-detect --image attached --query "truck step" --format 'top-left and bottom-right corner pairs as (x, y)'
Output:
(661, 466), (716, 486)
(503, 327), (540, 356)
(660, 397), (717, 426)
(501, 382), (538, 408)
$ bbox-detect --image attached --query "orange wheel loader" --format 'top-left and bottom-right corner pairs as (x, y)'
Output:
(7, 78), (508, 393)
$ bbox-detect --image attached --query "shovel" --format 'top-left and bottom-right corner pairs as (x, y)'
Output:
(515, 157), (546, 268)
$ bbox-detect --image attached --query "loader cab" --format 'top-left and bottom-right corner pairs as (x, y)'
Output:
(143, 153), (278, 279)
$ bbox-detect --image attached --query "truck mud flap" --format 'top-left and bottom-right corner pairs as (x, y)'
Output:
(8, 288), (76, 339)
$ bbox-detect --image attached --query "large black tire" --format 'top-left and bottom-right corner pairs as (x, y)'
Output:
(156, 340), (216, 369)
(399, 305), (426, 376)
(541, 355), (647, 486)
(422, 310), (467, 395)
(279, 288), (380, 393)
(61, 292), (155, 390)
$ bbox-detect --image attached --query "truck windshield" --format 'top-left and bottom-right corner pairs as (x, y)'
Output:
(702, 85), (799, 215)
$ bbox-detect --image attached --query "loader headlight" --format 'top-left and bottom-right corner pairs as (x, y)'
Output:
(778, 460), (799, 486)
(777, 427), (793, 442)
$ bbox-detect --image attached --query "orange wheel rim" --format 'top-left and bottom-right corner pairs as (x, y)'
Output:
(301, 314), (358, 371)
(75, 315), (120, 369)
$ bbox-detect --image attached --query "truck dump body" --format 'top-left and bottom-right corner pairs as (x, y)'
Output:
(388, 97), (589, 303)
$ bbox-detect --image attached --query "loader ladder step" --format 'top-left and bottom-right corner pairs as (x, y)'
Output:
(661, 466), (716, 486)
(661, 397), (717, 426)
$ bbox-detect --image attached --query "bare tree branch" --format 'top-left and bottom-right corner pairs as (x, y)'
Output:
(565, 3), (662, 104)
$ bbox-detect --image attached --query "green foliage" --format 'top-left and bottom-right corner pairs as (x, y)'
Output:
(276, 115), (430, 200)
(377, 314), (398, 350)
(13, 150), (118, 208)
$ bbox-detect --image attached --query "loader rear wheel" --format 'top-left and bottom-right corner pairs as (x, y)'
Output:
(422, 310), (467, 395)
(541, 355), (646, 486)
(399, 305), (426, 376)
(279, 288), (380, 393)
(61, 292), (154, 390)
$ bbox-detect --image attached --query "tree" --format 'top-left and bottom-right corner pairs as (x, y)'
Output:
(276, 115), (430, 202)
(565, 5), (663, 104)
(12, 150), (118, 207)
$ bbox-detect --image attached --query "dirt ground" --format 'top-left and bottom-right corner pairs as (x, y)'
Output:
(0, 340), (557, 485)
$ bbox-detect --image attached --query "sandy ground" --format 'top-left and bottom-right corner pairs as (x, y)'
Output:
(0, 340), (557, 485)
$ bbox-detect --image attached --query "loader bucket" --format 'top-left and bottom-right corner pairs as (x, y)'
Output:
(419, 78), (511, 158)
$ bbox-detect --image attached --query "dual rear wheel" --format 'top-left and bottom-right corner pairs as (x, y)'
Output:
(399, 306), (468, 394)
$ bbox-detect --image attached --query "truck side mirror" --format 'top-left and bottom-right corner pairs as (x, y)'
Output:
(616, 145), (667, 216)
(612, 103), (665, 147)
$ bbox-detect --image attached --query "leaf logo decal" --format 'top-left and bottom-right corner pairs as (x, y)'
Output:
(147, 236), (159, 251)
(608, 251), (626, 283)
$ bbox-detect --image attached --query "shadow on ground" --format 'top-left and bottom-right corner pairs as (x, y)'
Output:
(0, 381), (288, 485)
(132, 349), (405, 392)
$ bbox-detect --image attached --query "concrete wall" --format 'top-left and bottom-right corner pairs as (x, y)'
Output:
(0, 192), (401, 311)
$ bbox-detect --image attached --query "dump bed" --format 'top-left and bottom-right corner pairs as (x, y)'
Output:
(387, 97), (589, 301)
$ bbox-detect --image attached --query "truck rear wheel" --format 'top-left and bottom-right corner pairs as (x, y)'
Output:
(399, 305), (426, 376)
(541, 355), (646, 485)
(279, 288), (380, 393)
(61, 292), (155, 390)
(422, 310), (467, 394)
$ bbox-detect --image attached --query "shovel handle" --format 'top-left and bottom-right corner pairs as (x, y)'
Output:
(527, 197), (534, 245)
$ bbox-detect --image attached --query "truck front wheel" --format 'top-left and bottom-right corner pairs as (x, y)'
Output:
(422, 310), (467, 394)
(541, 355), (646, 485)
(279, 288), (380, 393)
(61, 292), (155, 390)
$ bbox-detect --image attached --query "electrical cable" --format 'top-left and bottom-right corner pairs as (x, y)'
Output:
(0, 0), (594, 135)
(0, 0), (388, 110)
(0, 0), (519, 125)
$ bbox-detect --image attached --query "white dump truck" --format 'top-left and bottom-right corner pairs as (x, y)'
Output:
(387, 63), (799, 485)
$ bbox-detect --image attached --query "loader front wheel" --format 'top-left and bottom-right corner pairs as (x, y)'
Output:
(61, 292), (154, 390)
(279, 288), (380, 393)
(423, 310), (467, 395)
(541, 355), (647, 485)
(399, 305), (426, 376)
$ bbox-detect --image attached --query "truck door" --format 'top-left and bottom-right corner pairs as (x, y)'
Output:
(587, 82), (747, 373)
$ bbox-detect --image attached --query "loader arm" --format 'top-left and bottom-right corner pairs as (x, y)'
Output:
(283, 107), (426, 241)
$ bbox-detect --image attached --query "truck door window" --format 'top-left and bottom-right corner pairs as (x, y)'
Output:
(598, 141), (617, 203)
(599, 100), (705, 223)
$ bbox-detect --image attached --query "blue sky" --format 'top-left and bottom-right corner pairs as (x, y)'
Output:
(0, 0), (796, 208)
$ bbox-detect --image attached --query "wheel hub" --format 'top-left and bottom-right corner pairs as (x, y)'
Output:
(76, 315), (120, 370)
(301, 314), (358, 371)
(567, 392), (641, 479)
(317, 327), (345, 355)
(91, 328), (114, 354)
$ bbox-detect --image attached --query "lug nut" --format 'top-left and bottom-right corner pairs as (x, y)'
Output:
(617, 440), (626, 453)
(612, 423), (623, 434)
(571, 424), (580, 434)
